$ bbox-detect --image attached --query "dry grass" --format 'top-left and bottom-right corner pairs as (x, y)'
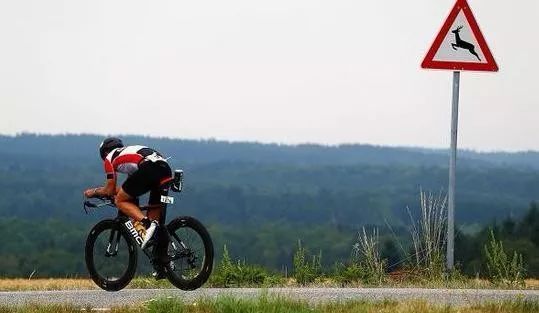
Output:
(0, 279), (97, 291)
(408, 190), (447, 279)
(525, 279), (539, 288)
(0, 277), (178, 291)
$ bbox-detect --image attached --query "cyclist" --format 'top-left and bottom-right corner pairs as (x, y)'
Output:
(83, 137), (173, 249)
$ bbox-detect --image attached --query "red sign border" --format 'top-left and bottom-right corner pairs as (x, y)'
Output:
(421, 0), (498, 72)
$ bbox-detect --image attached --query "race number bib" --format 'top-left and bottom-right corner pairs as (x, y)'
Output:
(161, 195), (174, 204)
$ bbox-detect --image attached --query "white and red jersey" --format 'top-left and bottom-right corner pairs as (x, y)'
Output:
(103, 145), (166, 179)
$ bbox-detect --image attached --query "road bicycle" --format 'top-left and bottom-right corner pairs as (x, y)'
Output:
(83, 170), (214, 291)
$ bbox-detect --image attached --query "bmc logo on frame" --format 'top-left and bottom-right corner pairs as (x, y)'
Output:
(124, 220), (144, 245)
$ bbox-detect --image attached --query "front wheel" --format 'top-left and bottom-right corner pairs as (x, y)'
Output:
(85, 219), (138, 291)
(164, 216), (214, 290)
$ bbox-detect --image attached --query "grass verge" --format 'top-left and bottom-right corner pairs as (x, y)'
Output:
(1, 296), (539, 313)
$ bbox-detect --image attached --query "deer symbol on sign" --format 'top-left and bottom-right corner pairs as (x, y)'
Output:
(451, 26), (481, 61)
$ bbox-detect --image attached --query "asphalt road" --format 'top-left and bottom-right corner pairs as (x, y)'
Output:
(1, 288), (538, 308)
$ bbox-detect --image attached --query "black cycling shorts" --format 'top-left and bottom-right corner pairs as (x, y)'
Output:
(122, 160), (172, 205)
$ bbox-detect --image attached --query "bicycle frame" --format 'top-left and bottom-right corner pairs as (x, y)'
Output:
(84, 170), (188, 265)
(86, 198), (168, 247)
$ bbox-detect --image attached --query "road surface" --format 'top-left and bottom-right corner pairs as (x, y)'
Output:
(1, 288), (538, 308)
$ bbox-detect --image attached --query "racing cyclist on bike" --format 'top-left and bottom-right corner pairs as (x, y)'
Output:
(83, 137), (173, 249)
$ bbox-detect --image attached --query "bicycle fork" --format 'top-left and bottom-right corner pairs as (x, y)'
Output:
(105, 229), (121, 257)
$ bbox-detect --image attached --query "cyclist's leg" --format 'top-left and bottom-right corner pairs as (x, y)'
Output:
(117, 166), (152, 222)
(147, 203), (162, 222)
(147, 186), (166, 221)
(147, 162), (172, 222)
(115, 189), (145, 221)
(147, 163), (173, 264)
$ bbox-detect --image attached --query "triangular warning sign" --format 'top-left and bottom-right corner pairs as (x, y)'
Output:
(422, 0), (498, 72)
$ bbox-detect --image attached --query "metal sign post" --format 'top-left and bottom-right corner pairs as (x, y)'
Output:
(447, 71), (460, 270)
(421, 0), (497, 271)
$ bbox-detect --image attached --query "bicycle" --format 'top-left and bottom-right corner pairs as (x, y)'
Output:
(83, 169), (214, 291)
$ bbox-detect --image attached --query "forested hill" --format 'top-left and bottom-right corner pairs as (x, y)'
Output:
(1, 134), (538, 168)
(1, 134), (539, 276)
(3, 134), (454, 166)
(1, 134), (539, 225)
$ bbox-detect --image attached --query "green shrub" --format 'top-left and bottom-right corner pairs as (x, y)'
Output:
(234, 260), (268, 285)
(333, 227), (387, 286)
(211, 244), (236, 287)
(211, 244), (280, 287)
(333, 262), (363, 285)
(293, 240), (322, 285)
(261, 274), (285, 287)
(484, 229), (525, 287)
(352, 227), (386, 284)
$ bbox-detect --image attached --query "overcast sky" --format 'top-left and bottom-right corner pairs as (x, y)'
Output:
(0, 1), (537, 151)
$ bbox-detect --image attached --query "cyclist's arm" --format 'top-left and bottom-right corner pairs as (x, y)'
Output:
(83, 158), (117, 198)
(84, 178), (116, 198)
(94, 178), (116, 197)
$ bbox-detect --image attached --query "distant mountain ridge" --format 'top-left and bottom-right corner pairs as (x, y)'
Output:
(2, 133), (539, 168)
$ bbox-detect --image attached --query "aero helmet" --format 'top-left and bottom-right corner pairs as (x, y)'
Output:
(99, 137), (124, 160)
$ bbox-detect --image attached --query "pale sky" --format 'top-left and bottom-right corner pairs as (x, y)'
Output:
(0, 1), (537, 151)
